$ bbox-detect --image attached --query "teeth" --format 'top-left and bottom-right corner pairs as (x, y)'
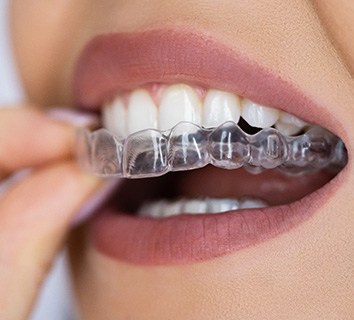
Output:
(164, 201), (187, 217)
(159, 84), (202, 131)
(139, 200), (165, 218)
(238, 198), (268, 209)
(241, 99), (280, 128)
(275, 111), (308, 136)
(102, 97), (127, 137)
(202, 90), (241, 127)
(128, 89), (158, 134)
(206, 198), (239, 213)
(103, 83), (309, 138)
(81, 121), (346, 178)
(138, 197), (269, 218)
(181, 199), (208, 214)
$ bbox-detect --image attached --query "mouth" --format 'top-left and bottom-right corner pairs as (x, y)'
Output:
(73, 29), (348, 265)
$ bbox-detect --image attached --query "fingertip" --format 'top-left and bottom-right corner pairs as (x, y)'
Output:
(0, 108), (76, 173)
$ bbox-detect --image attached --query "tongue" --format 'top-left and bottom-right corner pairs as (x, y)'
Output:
(178, 166), (334, 206)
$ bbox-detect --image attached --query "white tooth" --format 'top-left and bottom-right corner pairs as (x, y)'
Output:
(164, 201), (183, 217)
(275, 111), (308, 136)
(206, 198), (239, 213)
(239, 198), (268, 209)
(221, 199), (239, 212)
(241, 99), (279, 128)
(202, 90), (241, 127)
(102, 104), (114, 131)
(138, 201), (163, 218)
(159, 84), (202, 131)
(139, 200), (181, 217)
(137, 203), (150, 217)
(103, 97), (127, 137)
(275, 122), (300, 136)
(279, 112), (307, 127)
(139, 197), (269, 218)
(127, 89), (158, 134)
(182, 199), (207, 214)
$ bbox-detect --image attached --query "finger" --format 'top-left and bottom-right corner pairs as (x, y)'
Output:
(0, 107), (75, 175)
(0, 161), (101, 320)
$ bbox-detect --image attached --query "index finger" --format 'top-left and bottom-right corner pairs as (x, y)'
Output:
(0, 107), (75, 175)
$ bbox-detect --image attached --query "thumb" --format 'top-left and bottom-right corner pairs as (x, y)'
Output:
(0, 162), (101, 320)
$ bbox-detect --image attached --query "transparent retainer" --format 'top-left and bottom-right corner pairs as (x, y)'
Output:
(77, 121), (347, 179)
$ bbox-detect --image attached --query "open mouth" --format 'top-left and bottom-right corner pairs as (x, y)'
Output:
(74, 29), (348, 265)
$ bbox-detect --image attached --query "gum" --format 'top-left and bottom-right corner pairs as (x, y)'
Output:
(77, 121), (347, 178)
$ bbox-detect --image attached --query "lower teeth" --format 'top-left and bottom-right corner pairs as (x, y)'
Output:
(77, 121), (347, 178)
(138, 197), (268, 218)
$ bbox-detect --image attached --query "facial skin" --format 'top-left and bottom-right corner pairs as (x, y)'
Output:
(11, 1), (354, 319)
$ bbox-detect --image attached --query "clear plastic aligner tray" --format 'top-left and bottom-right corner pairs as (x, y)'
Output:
(77, 121), (347, 178)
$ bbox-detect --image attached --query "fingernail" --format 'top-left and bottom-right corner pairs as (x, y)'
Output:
(71, 178), (120, 227)
(47, 107), (99, 128)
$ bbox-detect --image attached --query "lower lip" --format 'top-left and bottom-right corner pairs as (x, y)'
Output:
(88, 170), (344, 265)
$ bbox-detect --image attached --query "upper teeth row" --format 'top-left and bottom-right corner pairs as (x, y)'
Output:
(103, 83), (308, 138)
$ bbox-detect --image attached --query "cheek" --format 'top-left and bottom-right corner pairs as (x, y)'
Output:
(10, 0), (90, 105)
(312, 0), (354, 72)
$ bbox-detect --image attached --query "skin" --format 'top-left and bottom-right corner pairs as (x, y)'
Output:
(3, 0), (354, 319)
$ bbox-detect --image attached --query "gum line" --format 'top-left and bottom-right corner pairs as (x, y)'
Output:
(77, 121), (347, 178)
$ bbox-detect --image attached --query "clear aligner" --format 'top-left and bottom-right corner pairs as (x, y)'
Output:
(77, 121), (347, 178)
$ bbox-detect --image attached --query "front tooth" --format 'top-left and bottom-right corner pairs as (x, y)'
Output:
(164, 201), (184, 217)
(182, 199), (207, 214)
(239, 198), (268, 209)
(275, 111), (308, 136)
(206, 198), (239, 213)
(159, 84), (202, 131)
(103, 97), (127, 137)
(241, 99), (279, 128)
(128, 89), (158, 134)
(202, 90), (241, 127)
(102, 103), (114, 132)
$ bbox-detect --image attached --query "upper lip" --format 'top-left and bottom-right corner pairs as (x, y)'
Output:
(73, 28), (341, 136)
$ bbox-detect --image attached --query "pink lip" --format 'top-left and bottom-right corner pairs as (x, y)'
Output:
(91, 173), (342, 265)
(73, 28), (346, 265)
(74, 29), (341, 134)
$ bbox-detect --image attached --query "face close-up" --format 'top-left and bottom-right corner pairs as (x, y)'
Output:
(10, 0), (354, 319)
